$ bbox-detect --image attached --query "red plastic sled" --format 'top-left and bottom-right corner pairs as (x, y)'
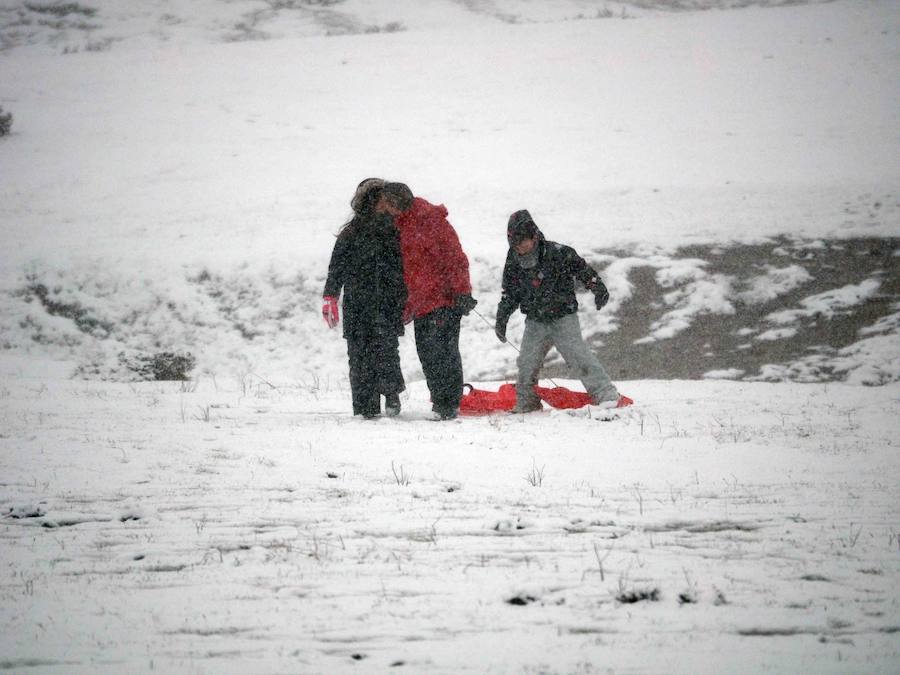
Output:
(459, 383), (517, 415)
(459, 383), (633, 416)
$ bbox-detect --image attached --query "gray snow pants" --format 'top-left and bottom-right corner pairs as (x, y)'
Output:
(516, 313), (618, 408)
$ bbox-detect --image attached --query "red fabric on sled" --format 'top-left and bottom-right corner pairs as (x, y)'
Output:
(460, 383), (605, 415)
(459, 383), (517, 415)
(533, 385), (594, 409)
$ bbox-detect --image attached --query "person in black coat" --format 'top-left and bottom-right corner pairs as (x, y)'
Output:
(323, 179), (407, 418)
(495, 209), (622, 413)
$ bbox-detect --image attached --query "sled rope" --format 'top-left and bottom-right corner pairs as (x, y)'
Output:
(471, 308), (559, 387)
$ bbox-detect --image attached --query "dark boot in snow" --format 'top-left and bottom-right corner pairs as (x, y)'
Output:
(510, 398), (543, 414)
(431, 405), (458, 421)
(385, 393), (401, 417)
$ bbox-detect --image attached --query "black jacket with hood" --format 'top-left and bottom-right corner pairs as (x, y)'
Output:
(496, 225), (605, 325)
(324, 212), (407, 339)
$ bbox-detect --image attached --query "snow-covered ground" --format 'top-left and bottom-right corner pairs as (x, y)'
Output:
(2, 375), (899, 673)
(1, 0), (899, 672)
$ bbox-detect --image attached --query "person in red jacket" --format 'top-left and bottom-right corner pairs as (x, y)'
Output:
(376, 182), (477, 420)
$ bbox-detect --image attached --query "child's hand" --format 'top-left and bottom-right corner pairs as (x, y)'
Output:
(322, 296), (340, 328)
(594, 283), (610, 310)
(495, 316), (508, 343)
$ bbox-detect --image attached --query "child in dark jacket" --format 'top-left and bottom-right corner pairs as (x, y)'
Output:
(323, 180), (407, 418)
(495, 209), (626, 413)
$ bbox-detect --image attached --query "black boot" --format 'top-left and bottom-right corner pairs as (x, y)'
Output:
(431, 405), (458, 421)
(384, 393), (401, 417)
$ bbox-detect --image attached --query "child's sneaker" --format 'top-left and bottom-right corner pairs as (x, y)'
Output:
(593, 394), (633, 409)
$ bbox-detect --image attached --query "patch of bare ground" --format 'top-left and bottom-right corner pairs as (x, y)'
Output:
(559, 236), (900, 383)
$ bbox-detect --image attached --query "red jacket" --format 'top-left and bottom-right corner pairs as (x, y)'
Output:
(395, 197), (472, 322)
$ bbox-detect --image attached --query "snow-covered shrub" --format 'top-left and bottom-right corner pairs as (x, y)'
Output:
(4, 262), (338, 381)
(23, 2), (97, 18)
(365, 22), (405, 34)
(616, 586), (660, 604)
(119, 351), (196, 381)
(0, 107), (11, 137)
(22, 279), (114, 338)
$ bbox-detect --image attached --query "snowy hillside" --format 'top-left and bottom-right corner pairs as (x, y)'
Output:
(1, 0), (899, 385)
(1, 1), (899, 673)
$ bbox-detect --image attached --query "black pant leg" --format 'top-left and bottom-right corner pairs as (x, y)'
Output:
(346, 336), (380, 416)
(371, 333), (405, 396)
(414, 308), (463, 411)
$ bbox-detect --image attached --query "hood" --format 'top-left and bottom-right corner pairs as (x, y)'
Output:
(395, 197), (448, 230)
(507, 209), (543, 247)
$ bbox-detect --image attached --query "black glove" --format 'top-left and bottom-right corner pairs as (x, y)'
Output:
(453, 294), (478, 316)
(594, 282), (610, 310)
(495, 315), (508, 343)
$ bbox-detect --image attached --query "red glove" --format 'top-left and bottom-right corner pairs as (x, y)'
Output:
(322, 296), (339, 328)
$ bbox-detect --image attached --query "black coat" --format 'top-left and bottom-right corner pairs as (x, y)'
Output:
(497, 233), (604, 325)
(324, 213), (407, 339)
